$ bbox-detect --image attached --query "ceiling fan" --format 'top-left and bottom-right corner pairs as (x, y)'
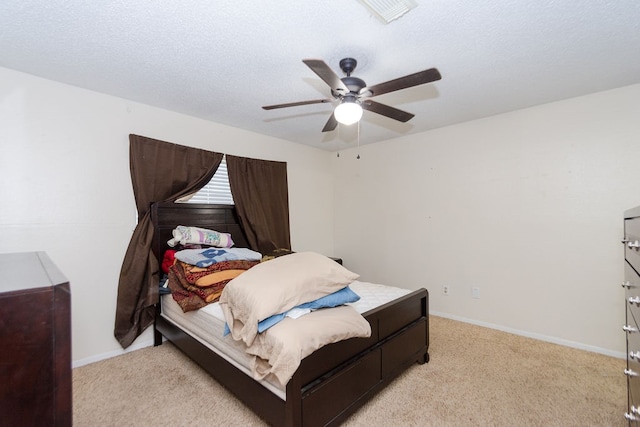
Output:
(262, 58), (441, 132)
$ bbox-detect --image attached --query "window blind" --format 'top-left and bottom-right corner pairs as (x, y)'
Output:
(184, 156), (234, 205)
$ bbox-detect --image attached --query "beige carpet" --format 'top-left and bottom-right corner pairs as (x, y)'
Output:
(73, 316), (626, 426)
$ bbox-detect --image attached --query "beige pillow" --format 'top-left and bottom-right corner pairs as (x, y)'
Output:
(249, 305), (371, 385)
(219, 251), (359, 346)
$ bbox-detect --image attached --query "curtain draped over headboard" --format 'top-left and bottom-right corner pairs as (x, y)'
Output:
(227, 155), (291, 254)
(114, 135), (291, 349)
(114, 135), (223, 348)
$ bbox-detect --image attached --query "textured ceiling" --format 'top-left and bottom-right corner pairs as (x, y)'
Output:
(1, 1), (639, 151)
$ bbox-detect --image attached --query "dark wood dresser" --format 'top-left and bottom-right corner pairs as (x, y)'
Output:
(0, 252), (72, 426)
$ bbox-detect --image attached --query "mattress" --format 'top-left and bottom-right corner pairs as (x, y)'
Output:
(160, 280), (411, 400)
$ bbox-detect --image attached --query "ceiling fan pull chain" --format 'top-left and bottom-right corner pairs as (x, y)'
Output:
(356, 120), (361, 159)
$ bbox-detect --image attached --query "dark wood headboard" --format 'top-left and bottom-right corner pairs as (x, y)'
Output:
(150, 201), (250, 261)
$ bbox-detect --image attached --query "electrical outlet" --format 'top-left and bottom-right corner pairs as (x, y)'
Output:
(472, 287), (480, 299)
(442, 285), (450, 296)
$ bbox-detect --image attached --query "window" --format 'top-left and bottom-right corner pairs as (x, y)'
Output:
(180, 156), (234, 204)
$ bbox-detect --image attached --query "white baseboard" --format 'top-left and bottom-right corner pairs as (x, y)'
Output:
(73, 313), (625, 368)
(72, 338), (157, 369)
(430, 310), (626, 360)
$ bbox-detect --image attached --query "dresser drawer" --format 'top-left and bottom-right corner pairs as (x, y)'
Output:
(627, 285), (640, 423)
(627, 303), (640, 341)
(628, 302), (640, 339)
(628, 324), (640, 425)
(625, 216), (640, 274)
(626, 261), (640, 333)
(629, 364), (640, 425)
(628, 304), (640, 349)
(625, 262), (640, 298)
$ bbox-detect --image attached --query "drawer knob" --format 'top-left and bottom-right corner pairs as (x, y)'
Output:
(629, 241), (640, 249)
(623, 281), (633, 289)
(625, 369), (639, 377)
(624, 325), (639, 333)
(629, 296), (640, 305)
(630, 351), (640, 359)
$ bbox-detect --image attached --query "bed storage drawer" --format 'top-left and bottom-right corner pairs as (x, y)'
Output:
(301, 349), (381, 427)
(377, 291), (426, 340)
(299, 321), (379, 385)
(381, 319), (427, 377)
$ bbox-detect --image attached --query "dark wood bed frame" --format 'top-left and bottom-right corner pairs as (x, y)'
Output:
(151, 201), (429, 427)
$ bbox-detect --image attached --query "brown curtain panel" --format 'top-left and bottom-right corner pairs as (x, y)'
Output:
(114, 135), (223, 348)
(226, 155), (291, 254)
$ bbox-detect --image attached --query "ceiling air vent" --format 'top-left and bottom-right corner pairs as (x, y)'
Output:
(357, 0), (418, 24)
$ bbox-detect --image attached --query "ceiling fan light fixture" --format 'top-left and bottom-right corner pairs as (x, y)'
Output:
(334, 100), (363, 125)
(262, 57), (441, 133)
(357, 0), (417, 24)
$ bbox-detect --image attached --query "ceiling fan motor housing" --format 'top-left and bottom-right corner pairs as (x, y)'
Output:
(339, 57), (358, 75)
(341, 76), (366, 93)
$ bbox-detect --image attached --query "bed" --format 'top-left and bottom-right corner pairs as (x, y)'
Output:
(151, 201), (429, 427)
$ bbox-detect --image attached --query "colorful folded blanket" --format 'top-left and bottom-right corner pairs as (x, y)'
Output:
(175, 247), (262, 267)
(168, 260), (259, 312)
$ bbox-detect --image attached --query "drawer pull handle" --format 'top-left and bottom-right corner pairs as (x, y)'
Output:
(629, 296), (640, 305)
(630, 351), (640, 359)
(629, 241), (640, 249)
(623, 325), (638, 333)
(623, 281), (633, 289)
(625, 369), (639, 377)
(623, 239), (631, 244)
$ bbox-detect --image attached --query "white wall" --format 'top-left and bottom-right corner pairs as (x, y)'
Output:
(3, 63), (636, 365)
(333, 83), (640, 357)
(0, 67), (335, 365)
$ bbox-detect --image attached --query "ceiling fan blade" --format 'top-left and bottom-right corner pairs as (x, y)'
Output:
(262, 98), (333, 110)
(322, 112), (338, 132)
(302, 59), (349, 93)
(362, 68), (441, 97)
(361, 99), (414, 122)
